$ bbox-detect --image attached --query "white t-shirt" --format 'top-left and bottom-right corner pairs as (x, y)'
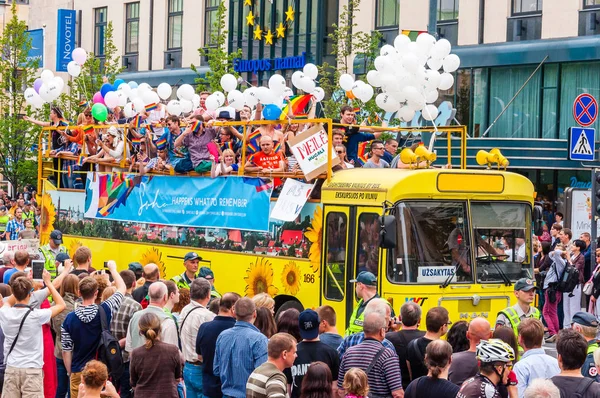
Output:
(0, 306), (51, 368)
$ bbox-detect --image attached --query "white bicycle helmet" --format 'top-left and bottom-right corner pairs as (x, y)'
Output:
(476, 339), (515, 363)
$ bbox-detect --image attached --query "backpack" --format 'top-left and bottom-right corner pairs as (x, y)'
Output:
(406, 338), (427, 379)
(554, 261), (580, 294)
(96, 305), (124, 385)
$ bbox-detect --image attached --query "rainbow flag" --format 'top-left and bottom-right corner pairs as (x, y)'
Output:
(145, 103), (158, 112)
(77, 154), (85, 167)
(131, 137), (141, 145)
(280, 95), (312, 119)
(191, 120), (202, 133)
(131, 115), (143, 129)
(357, 141), (369, 166)
(79, 100), (89, 108)
(156, 137), (167, 147)
(58, 120), (69, 127)
(221, 141), (234, 151)
(67, 165), (72, 177)
(273, 141), (282, 153)
(83, 125), (94, 134)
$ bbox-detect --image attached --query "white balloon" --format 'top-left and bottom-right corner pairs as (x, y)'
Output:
(205, 95), (220, 111)
(424, 70), (441, 90)
(220, 74), (238, 92)
(303, 63), (319, 80)
(374, 56), (392, 73)
(425, 90), (439, 104)
(313, 87), (325, 102)
(366, 70), (381, 87)
(124, 103), (135, 118)
(133, 98), (146, 114)
(283, 87), (294, 98)
(291, 71), (305, 88)
(38, 84), (51, 102)
(301, 77), (316, 93)
(438, 73), (455, 90)
(104, 91), (119, 108)
(244, 88), (259, 107)
(47, 80), (61, 100)
(403, 86), (422, 103)
(433, 39), (452, 59)
(402, 53), (419, 74)
(389, 89), (407, 103)
(24, 88), (37, 104)
(406, 42), (419, 55)
(32, 96), (44, 109)
(138, 83), (152, 95)
(141, 90), (158, 106)
(256, 87), (270, 103)
(416, 33), (436, 54)
(129, 88), (139, 100)
(339, 74), (354, 91)
(380, 44), (396, 57)
(398, 106), (415, 122)
(359, 85), (374, 102)
(72, 47), (87, 65)
(375, 93), (399, 113)
(67, 61), (81, 77)
(422, 104), (439, 121)
(213, 91), (226, 107)
(167, 99), (183, 115)
(227, 89), (245, 110)
(40, 69), (54, 83)
(53, 77), (64, 93)
(427, 58), (443, 71)
(157, 83), (173, 100)
(181, 99), (193, 114)
(268, 74), (287, 95)
(192, 94), (201, 108)
(116, 91), (128, 107)
(394, 34), (411, 52)
(177, 84), (195, 101)
(351, 80), (365, 98)
(443, 54), (461, 73)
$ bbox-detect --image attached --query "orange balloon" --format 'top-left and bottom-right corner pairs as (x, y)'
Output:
(346, 90), (356, 99)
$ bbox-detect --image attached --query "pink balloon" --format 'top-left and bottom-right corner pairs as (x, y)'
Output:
(92, 91), (105, 105)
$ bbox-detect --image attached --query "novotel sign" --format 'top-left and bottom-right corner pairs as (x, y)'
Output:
(234, 52), (307, 74)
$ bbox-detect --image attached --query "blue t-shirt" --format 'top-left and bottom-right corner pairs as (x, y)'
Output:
(157, 128), (190, 167)
(3, 268), (18, 284)
(346, 132), (375, 163)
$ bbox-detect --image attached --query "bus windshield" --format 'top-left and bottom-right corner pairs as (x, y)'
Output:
(386, 201), (531, 285)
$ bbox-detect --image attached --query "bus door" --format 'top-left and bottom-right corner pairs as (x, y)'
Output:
(320, 206), (354, 331)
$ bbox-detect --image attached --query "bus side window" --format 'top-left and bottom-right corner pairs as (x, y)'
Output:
(356, 213), (380, 280)
(324, 212), (347, 301)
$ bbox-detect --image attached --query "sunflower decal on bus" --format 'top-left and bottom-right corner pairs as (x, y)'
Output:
(304, 206), (322, 273)
(244, 257), (279, 297)
(281, 261), (302, 295)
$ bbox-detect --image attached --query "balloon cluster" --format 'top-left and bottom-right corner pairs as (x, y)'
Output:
(338, 33), (460, 122)
(24, 69), (66, 109)
(203, 63), (323, 121)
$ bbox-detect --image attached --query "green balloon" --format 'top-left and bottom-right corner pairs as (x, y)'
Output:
(91, 103), (108, 122)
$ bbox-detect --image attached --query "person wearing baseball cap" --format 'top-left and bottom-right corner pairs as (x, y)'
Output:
(571, 311), (600, 380)
(171, 252), (202, 289)
(39, 229), (69, 279)
(199, 266), (221, 301)
(345, 271), (384, 336)
(283, 309), (340, 398)
(128, 262), (144, 281)
(495, 278), (540, 353)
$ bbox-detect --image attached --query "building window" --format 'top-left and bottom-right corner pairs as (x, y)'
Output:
(168, 0), (183, 49)
(94, 7), (107, 56)
(438, 0), (458, 21)
(512, 0), (542, 15)
(125, 2), (140, 54)
(585, 0), (600, 8)
(205, 0), (219, 46)
(375, 0), (399, 45)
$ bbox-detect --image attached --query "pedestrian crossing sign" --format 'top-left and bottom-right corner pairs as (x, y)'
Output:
(569, 127), (595, 161)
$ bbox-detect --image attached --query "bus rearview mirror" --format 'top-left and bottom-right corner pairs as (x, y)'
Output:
(379, 215), (396, 249)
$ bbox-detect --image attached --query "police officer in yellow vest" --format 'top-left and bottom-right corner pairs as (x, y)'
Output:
(171, 252), (201, 289)
(199, 266), (221, 301)
(345, 271), (381, 336)
(496, 278), (540, 353)
(39, 229), (69, 278)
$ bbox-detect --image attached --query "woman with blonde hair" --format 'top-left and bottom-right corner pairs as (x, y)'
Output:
(342, 367), (369, 398)
(130, 312), (182, 396)
(210, 148), (238, 177)
(252, 292), (275, 314)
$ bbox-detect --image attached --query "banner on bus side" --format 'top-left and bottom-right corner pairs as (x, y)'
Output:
(270, 179), (315, 222)
(83, 172), (273, 231)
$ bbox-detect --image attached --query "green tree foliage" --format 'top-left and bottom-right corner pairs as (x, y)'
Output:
(59, 21), (123, 121)
(317, 0), (382, 121)
(191, 0), (242, 91)
(0, 3), (41, 193)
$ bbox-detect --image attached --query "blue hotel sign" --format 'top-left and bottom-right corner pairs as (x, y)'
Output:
(56, 9), (76, 72)
(234, 52), (307, 74)
(25, 29), (43, 67)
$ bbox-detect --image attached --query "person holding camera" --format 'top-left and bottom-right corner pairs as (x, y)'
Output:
(543, 244), (568, 343)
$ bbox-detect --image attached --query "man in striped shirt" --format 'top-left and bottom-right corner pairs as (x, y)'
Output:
(247, 333), (297, 398)
(337, 312), (404, 398)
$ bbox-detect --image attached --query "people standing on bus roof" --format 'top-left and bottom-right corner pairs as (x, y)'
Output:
(40, 229), (69, 279)
(496, 278), (540, 356)
(172, 252), (201, 289)
(198, 266), (221, 301)
(345, 271), (381, 336)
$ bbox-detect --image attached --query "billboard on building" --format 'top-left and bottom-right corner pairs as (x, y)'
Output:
(25, 29), (43, 67)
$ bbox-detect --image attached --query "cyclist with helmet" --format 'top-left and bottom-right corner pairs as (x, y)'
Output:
(457, 339), (516, 398)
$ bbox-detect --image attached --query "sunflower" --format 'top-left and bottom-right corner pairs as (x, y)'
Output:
(141, 247), (165, 278)
(39, 193), (57, 245)
(244, 257), (279, 297)
(281, 261), (302, 295)
(304, 206), (322, 273)
(68, 239), (83, 255)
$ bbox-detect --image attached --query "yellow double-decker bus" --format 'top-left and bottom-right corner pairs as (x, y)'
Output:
(37, 121), (540, 330)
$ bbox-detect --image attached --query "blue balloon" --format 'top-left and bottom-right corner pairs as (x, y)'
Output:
(263, 104), (281, 121)
(128, 81), (138, 89)
(100, 83), (114, 97)
(113, 79), (125, 91)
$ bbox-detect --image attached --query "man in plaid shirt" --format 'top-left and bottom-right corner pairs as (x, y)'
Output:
(5, 208), (24, 241)
(110, 269), (142, 398)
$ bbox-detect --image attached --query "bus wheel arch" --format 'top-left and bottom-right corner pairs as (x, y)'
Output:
(274, 295), (304, 320)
